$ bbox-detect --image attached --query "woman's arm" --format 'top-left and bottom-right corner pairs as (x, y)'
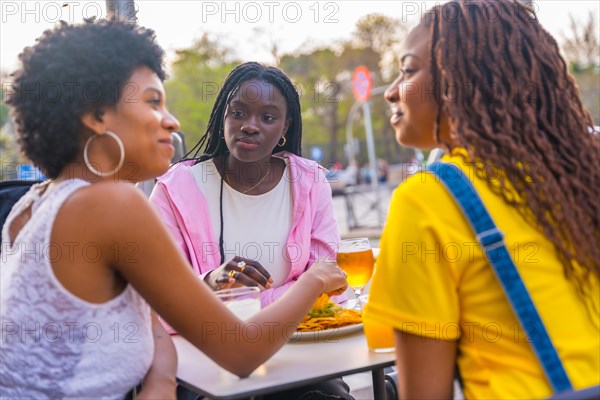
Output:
(79, 183), (347, 377)
(394, 330), (457, 399)
(136, 312), (177, 400)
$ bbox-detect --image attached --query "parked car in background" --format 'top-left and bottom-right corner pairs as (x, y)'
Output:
(326, 164), (358, 196)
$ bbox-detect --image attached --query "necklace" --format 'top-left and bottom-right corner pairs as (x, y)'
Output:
(225, 159), (271, 194)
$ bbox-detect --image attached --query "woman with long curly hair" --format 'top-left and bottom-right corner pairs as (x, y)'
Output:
(366, 0), (599, 398)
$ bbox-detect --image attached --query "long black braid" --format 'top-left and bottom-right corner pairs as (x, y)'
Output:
(180, 62), (304, 263)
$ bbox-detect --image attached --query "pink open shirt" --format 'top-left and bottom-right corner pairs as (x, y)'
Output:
(150, 152), (342, 332)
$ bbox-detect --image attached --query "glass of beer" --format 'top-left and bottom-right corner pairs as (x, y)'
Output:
(336, 238), (374, 310)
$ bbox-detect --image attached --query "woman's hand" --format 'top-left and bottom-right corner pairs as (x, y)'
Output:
(204, 256), (273, 291)
(301, 259), (348, 296)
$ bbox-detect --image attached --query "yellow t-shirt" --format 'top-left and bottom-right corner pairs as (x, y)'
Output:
(366, 152), (600, 399)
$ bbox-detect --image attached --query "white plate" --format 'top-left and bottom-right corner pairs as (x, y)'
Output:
(289, 323), (363, 342)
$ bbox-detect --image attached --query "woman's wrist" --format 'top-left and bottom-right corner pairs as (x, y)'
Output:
(297, 272), (325, 296)
(143, 374), (177, 388)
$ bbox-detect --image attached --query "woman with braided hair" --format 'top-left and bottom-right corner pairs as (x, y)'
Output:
(366, 0), (599, 398)
(150, 62), (354, 400)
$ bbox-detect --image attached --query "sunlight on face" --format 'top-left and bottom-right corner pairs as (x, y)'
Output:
(100, 66), (180, 181)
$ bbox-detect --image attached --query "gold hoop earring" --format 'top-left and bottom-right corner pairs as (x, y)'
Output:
(277, 136), (287, 147)
(83, 130), (125, 177)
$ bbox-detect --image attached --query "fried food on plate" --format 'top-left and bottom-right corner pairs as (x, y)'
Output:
(297, 294), (362, 332)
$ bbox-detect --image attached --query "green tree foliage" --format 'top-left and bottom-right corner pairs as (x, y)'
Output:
(165, 33), (241, 147)
(560, 12), (600, 124)
(0, 129), (23, 181)
(160, 9), (599, 169)
(353, 13), (407, 80)
(280, 48), (353, 163)
(1, 86), (8, 128)
(561, 12), (599, 72)
(164, 14), (411, 165)
(1, 82), (22, 180)
(280, 14), (411, 165)
(0, 103), (7, 129)
(572, 70), (600, 125)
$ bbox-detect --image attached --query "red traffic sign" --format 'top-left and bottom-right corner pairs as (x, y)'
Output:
(352, 66), (373, 102)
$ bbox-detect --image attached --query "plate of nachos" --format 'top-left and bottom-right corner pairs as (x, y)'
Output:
(290, 294), (362, 342)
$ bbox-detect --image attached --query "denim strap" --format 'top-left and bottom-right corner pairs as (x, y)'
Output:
(427, 162), (572, 393)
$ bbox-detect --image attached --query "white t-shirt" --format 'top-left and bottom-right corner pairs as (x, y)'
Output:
(191, 158), (293, 286)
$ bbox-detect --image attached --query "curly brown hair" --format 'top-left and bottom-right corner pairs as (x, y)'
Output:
(425, 1), (599, 300)
(6, 19), (165, 179)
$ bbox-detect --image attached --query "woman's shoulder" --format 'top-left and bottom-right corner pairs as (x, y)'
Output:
(397, 169), (447, 196)
(398, 150), (474, 198)
(154, 160), (214, 192)
(64, 181), (148, 214)
(283, 152), (310, 163)
(278, 152), (327, 179)
(52, 181), (153, 246)
(156, 160), (197, 183)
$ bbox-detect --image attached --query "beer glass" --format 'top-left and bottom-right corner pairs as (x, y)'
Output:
(336, 238), (374, 310)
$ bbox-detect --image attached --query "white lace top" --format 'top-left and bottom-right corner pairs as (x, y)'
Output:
(0, 180), (154, 399)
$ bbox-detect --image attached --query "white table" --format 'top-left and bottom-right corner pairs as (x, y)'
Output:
(174, 331), (395, 399)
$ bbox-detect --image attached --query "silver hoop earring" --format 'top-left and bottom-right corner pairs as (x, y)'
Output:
(83, 130), (125, 177)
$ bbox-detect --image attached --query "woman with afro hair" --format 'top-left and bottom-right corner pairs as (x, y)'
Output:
(1, 19), (347, 399)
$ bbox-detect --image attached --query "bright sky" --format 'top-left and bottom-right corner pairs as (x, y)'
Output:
(1, 0), (599, 74)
